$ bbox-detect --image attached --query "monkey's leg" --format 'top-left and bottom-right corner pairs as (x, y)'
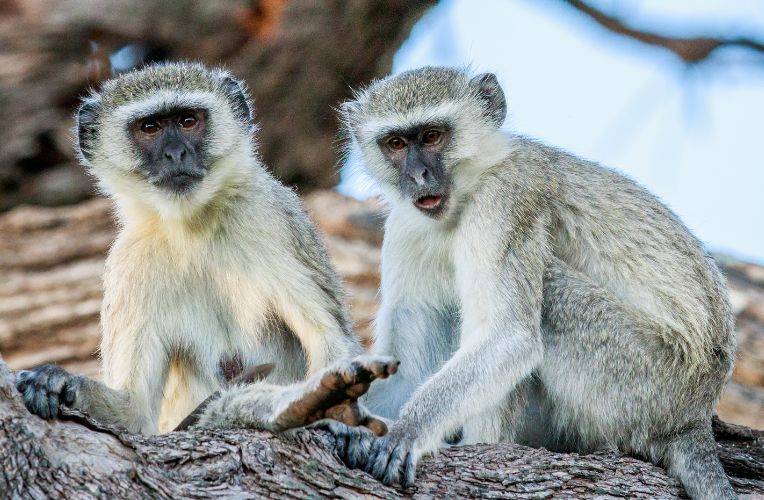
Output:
(540, 259), (735, 500)
(193, 355), (398, 433)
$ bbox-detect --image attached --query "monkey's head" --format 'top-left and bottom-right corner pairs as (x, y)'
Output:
(341, 66), (507, 220)
(76, 62), (256, 214)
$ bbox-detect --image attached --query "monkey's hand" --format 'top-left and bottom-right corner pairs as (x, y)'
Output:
(15, 364), (85, 419)
(361, 423), (421, 488)
(318, 418), (422, 488)
(274, 355), (398, 433)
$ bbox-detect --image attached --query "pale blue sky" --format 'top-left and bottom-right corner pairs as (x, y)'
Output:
(340, 0), (764, 263)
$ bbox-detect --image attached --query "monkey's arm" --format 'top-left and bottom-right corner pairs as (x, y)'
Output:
(16, 366), (149, 433)
(17, 249), (171, 435)
(273, 206), (364, 373)
(16, 315), (169, 434)
(361, 216), (547, 486)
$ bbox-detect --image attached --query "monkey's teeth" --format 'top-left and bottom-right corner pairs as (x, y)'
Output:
(415, 195), (442, 209)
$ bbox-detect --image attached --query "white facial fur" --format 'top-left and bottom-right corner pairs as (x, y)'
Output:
(87, 89), (256, 222)
(346, 97), (510, 219)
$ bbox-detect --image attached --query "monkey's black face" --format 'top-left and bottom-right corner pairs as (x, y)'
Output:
(379, 124), (452, 218)
(129, 108), (209, 193)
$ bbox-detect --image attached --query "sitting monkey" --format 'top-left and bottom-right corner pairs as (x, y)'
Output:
(16, 62), (396, 436)
(334, 67), (736, 500)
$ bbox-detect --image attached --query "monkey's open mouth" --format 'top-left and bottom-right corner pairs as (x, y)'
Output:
(414, 195), (443, 210)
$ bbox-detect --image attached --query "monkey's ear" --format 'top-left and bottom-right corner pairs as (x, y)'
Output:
(76, 98), (100, 162)
(222, 76), (254, 128)
(470, 73), (506, 127)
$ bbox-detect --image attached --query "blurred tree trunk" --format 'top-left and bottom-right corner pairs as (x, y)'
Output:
(0, 0), (435, 210)
(230, 1), (437, 190)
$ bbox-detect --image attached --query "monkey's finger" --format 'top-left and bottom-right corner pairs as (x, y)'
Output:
(369, 439), (394, 478)
(31, 385), (51, 419)
(45, 369), (68, 394)
(382, 442), (407, 486)
(364, 438), (384, 473)
(320, 420), (351, 460)
(62, 380), (78, 406)
(350, 357), (399, 383)
(343, 426), (361, 466)
(15, 375), (30, 394)
(320, 370), (346, 391)
(402, 451), (417, 489)
(15, 370), (32, 384)
(346, 426), (374, 469)
(340, 361), (369, 385)
(324, 402), (362, 427)
(22, 383), (35, 407)
(307, 419), (346, 455)
(344, 382), (370, 399)
(375, 358), (400, 379)
(47, 392), (60, 419)
(356, 431), (376, 469)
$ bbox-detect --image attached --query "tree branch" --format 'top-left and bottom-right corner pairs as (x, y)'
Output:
(562, 0), (764, 63)
(1, 355), (762, 498)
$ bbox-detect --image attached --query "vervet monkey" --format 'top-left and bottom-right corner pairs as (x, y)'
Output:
(16, 62), (397, 436)
(336, 66), (736, 499)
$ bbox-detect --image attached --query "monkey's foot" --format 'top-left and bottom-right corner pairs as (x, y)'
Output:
(15, 364), (83, 419)
(274, 355), (398, 435)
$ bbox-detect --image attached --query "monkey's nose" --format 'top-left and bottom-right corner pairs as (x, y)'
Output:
(164, 144), (187, 163)
(409, 167), (429, 187)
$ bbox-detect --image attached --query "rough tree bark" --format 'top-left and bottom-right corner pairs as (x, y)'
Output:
(1, 354), (762, 498)
(0, 0), (435, 210)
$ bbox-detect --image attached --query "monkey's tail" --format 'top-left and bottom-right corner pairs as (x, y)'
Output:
(664, 425), (737, 500)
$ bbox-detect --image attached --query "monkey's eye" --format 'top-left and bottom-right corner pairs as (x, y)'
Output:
(386, 136), (406, 151)
(422, 129), (442, 146)
(140, 119), (160, 134)
(179, 113), (198, 129)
